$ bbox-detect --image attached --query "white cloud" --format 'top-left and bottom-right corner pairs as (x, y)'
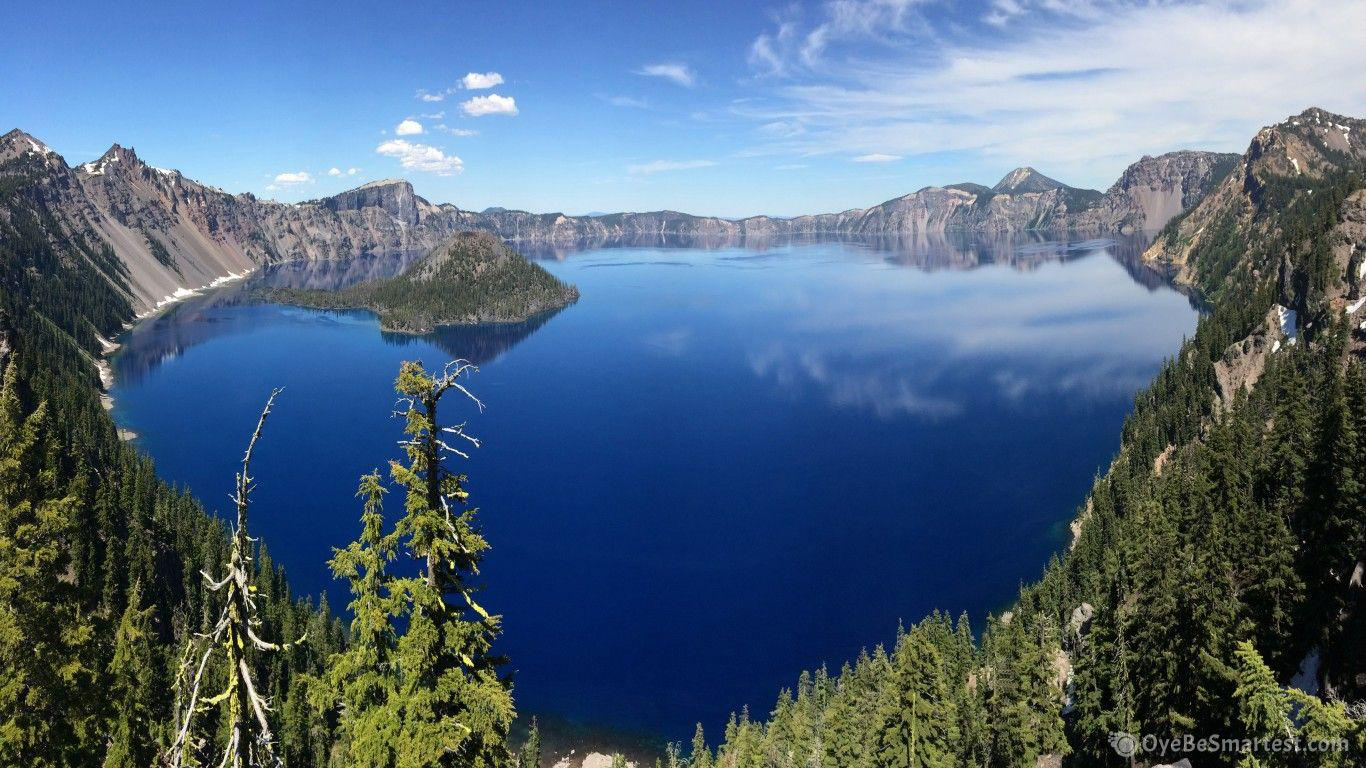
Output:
(462, 71), (504, 89)
(738, 0), (1366, 189)
(460, 93), (518, 117)
(421, 110), (445, 120)
(775, 163), (809, 170)
(627, 159), (717, 175)
(415, 72), (505, 102)
(375, 140), (463, 175)
(396, 118), (425, 136)
(436, 124), (478, 136)
(758, 120), (806, 138)
(347, 167), (358, 175)
(853, 153), (901, 163)
(327, 167), (342, 177)
(602, 94), (650, 109)
(271, 171), (312, 186)
(635, 62), (696, 87)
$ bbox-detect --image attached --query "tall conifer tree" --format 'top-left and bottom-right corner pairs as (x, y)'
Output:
(387, 360), (514, 768)
(876, 631), (957, 768)
(103, 581), (162, 768)
(320, 472), (404, 768)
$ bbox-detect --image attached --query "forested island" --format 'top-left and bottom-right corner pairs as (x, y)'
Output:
(268, 231), (579, 333)
(2, 107), (1366, 768)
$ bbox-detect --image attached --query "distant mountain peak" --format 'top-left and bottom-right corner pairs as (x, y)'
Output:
(322, 177), (420, 225)
(992, 166), (1065, 193)
(0, 128), (59, 162)
(76, 143), (147, 178)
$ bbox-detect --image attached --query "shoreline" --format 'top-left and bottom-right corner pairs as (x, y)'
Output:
(98, 266), (258, 431)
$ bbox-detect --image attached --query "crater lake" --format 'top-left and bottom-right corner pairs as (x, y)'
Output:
(108, 233), (1197, 743)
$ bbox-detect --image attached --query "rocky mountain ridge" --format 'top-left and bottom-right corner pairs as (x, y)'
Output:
(1, 126), (1236, 314)
(1142, 107), (1366, 302)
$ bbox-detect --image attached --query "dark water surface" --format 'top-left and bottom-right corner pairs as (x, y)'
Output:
(109, 234), (1196, 741)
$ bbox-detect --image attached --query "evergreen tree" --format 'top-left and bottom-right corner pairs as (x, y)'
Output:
(1231, 641), (1291, 745)
(319, 472), (404, 768)
(518, 717), (542, 768)
(387, 361), (514, 768)
(0, 361), (99, 768)
(690, 723), (712, 768)
(820, 677), (864, 768)
(984, 618), (1067, 768)
(102, 581), (163, 768)
(875, 631), (957, 768)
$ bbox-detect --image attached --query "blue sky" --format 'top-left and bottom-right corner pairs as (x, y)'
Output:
(3, 0), (1363, 217)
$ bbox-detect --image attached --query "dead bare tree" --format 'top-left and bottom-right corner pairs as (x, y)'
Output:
(166, 389), (303, 768)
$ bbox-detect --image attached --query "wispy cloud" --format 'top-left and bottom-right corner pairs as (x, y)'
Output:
(748, 0), (929, 76)
(436, 124), (478, 136)
(461, 94), (518, 117)
(627, 159), (717, 175)
(601, 94), (650, 109)
(327, 167), (360, 177)
(758, 120), (806, 138)
(461, 71), (504, 89)
(635, 62), (697, 87)
(738, 0), (1366, 188)
(853, 153), (901, 163)
(375, 140), (463, 175)
(395, 118), (424, 136)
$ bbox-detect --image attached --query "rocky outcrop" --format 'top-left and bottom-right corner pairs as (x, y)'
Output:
(317, 178), (421, 225)
(551, 753), (635, 768)
(0, 126), (1238, 315)
(1213, 304), (1298, 409)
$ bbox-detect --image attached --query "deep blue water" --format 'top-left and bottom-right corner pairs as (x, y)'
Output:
(109, 234), (1196, 742)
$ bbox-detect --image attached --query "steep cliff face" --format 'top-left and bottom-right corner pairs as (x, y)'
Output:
(316, 178), (422, 225)
(1074, 151), (1240, 233)
(0, 125), (1239, 316)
